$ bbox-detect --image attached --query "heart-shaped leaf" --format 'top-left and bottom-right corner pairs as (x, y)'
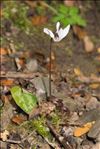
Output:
(10, 86), (37, 114)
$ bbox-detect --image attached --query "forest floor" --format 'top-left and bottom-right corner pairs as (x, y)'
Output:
(0, 1), (100, 149)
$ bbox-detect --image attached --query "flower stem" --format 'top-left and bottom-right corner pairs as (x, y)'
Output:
(49, 38), (52, 98)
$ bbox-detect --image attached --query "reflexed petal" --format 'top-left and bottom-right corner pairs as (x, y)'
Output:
(56, 22), (60, 32)
(43, 28), (54, 39)
(57, 25), (70, 41)
(62, 25), (70, 38)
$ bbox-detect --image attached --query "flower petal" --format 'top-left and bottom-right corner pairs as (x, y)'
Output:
(56, 22), (60, 32)
(57, 25), (70, 41)
(43, 28), (54, 39)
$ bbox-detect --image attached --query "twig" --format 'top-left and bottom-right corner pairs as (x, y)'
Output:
(77, 75), (100, 84)
(47, 121), (73, 149)
(21, 131), (35, 142)
(1, 139), (24, 149)
(1, 71), (41, 79)
(25, 0), (58, 14)
(40, 1), (58, 14)
(44, 138), (61, 149)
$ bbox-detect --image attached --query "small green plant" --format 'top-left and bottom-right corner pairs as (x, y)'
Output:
(44, 22), (70, 97)
(2, 1), (33, 33)
(50, 113), (61, 127)
(32, 117), (52, 140)
(52, 5), (86, 27)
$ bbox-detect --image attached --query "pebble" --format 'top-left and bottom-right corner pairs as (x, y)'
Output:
(26, 59), (38, 72)
(86, 97), (100, 110)
(31, 76), (57, 100)
(88, 119), (100, 142)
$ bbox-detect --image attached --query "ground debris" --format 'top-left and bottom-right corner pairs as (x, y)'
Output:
(88, 119), (100, 142)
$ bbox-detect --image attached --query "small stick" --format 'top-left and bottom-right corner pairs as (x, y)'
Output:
(25, 0), (58, 14)
(0, 139), (24, 149)
(77, 76), (100, 84)
(47, 121), (73, 149)
(44, 138), (61, 149)
(0, 71), (41, 79)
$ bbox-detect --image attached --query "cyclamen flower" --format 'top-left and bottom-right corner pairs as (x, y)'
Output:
(43, 22), (70, 42)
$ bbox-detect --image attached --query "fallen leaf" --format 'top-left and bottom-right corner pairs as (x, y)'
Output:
(89, 83), (100, 89)
(73, 26), (87, 40)
(83, 36), (94, 52)
(18, 58), (25, 65)
(0, 48), (8, 55)
(74, 68), (83, 76)
(31, 15), (47, 25)
(1, 79), (14, 86)
(77, 74), (100, 83)
(2, 95), (9, 103)
(25, 0), (37, 8)
(0, 130), (9, 141)
(95, 56), (100, 61)
(12, 114), (27, 125)
(29, 101), (55, 119)
(73, 26), (94, 52)
(97, 47), (100, 53)
(74, 121), (95, 137)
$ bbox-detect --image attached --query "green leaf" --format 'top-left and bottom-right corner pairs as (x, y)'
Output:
(10, 86), (37, 114)
(59, 5), (69, 14)
(52, 14), (65, 22)
(75, 15), (86, 26)
(52, 4), (86, 27)
(69, 7), (79, 16)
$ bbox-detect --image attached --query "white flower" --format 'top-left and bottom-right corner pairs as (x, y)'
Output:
(43, 22), (70, 42)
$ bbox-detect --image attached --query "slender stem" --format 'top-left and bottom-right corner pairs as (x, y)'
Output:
(49, 38), (52, 98)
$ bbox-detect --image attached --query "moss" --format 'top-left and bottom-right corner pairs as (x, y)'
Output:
(32, 117), (52, 140)
(50, 112), (61, 127)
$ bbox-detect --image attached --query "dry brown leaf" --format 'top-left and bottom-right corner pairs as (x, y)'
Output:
(29, 101), (55, 119)
(74, 121), (95, 137)
(83, 36), (94, 52)
(0, 130), (9, 141)
(0, 48), (8, 55)
(97, 47), (100, 53)
(31, 15), (47, 25)
(89, 83), (100, 89)
(73, 26), (94, 52)
(74, 68), (83, 76)
(25, 0), (38, 8)
(95, 56), (100, 61)
(17, 58), (25, 67)
(1, 95), (10, 103)
(73, 26), (87, 40)
(1, 79), (14, 86)
(12, 115), (27, 125)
